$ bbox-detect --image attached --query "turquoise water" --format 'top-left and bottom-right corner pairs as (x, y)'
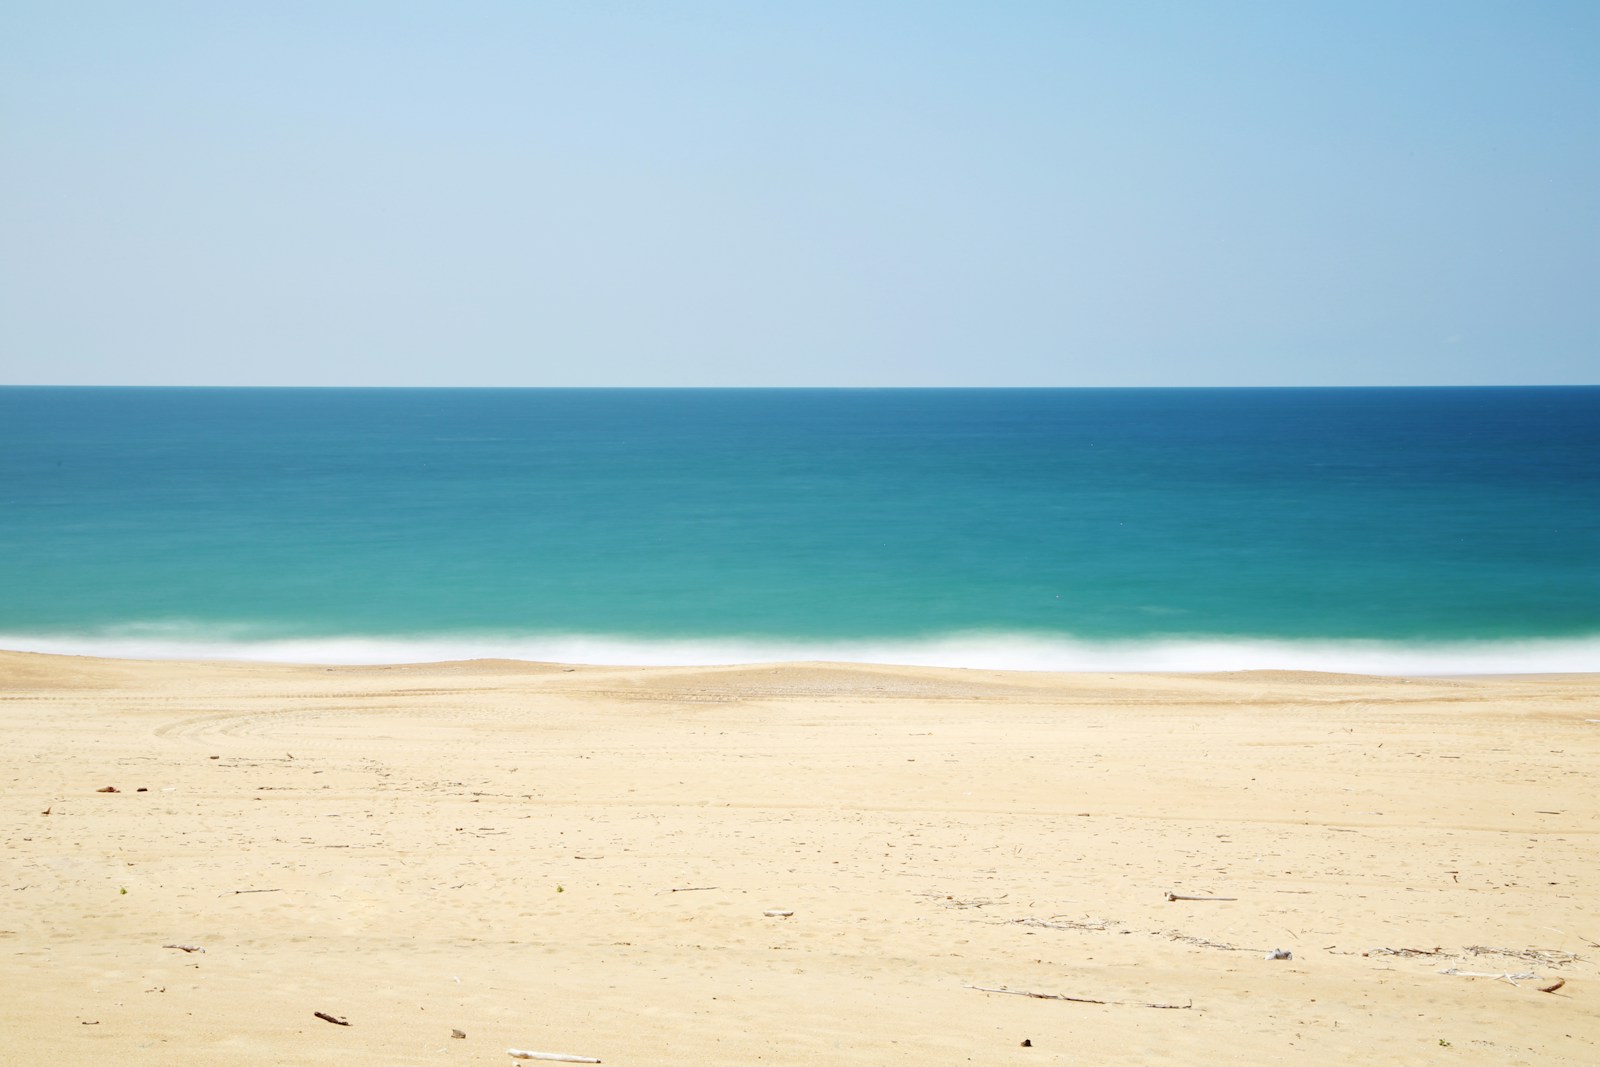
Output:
(2, 387), (1595, 671)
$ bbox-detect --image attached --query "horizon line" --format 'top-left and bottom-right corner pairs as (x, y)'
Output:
(4, 383), (1597, 391)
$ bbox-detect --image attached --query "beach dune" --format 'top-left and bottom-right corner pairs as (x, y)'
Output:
(1, 651), (1595, 1064)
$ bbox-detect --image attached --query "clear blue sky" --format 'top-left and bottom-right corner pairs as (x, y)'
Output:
(2, 1), (1595, 386)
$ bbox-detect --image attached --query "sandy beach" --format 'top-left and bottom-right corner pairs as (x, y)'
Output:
(1, 650), (1595, 1065)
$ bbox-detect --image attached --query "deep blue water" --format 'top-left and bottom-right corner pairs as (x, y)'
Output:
(1, 387), (1595, 671)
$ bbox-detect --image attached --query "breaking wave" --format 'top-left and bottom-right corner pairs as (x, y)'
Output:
(3, 624), (1597, 675)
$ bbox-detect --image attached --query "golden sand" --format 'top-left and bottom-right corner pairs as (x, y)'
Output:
(1, 651), (1596, 1064)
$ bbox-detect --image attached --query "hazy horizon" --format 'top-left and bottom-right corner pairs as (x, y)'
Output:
(4, 383), (1597, 391)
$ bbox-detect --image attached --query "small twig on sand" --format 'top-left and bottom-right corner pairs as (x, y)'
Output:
(988, 916), (1118, 932)
(971, 985), (1104, 1004)
(507, 1050), (602, 1062)
(1538, 978), (1566, 994)
(656, 886), (717, 894)
(919, 892), (1010, 909)
(1165, 931), (1261, 953)
(314, 1012), (350, 1026)
(1165, 892), (1236, 902)
(162, 944), (205, 953)
(968, 985), (1191, 1009)
(221, 888), (282, 896)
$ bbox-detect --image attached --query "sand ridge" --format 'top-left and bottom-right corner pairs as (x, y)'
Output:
(1, 650), (1596, 1065)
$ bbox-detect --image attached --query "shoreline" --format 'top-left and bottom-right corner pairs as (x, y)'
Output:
(7, 643), (1600, 683)
(3, 649), (1596, 1064)
(3, 630), (1598, 676)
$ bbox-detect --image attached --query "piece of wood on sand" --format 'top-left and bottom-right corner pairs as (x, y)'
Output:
(1437, 969), (1538, 986)
(507, 1050), (602, 1062)
(1165, 892), (1237, 902)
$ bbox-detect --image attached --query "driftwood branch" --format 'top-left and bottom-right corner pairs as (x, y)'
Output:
(967, 985), (1191, 1010)
(221, 888), (282, 896)
(1165, 892), (1236, 902)
(1438, 969), (1538, 986)
(656, 886), (718, 895)
(162, 943), (205, 953)
(314, 1011), (350, 1026)
(1538, 978), (1566, 994)
(507, 1051), (602, 1063)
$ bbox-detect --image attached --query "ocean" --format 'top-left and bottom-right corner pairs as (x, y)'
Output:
(1, 386), (1595, 673)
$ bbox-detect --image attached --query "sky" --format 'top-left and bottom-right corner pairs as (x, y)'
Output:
(1, 1), (1595, 387)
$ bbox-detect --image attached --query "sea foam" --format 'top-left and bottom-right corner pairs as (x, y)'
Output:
(4, 627), (1596, 675)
